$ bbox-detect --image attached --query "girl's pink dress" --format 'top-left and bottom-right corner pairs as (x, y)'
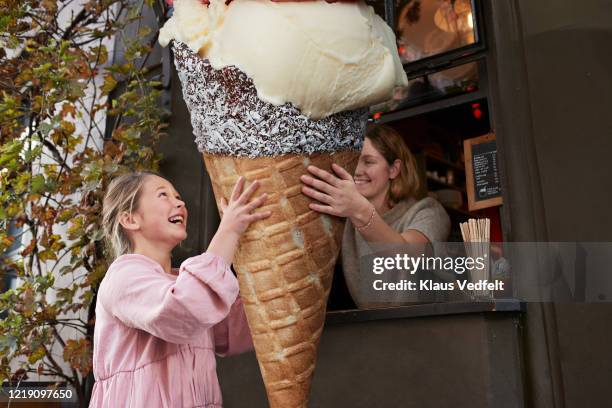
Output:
(89, 253), (254, 407)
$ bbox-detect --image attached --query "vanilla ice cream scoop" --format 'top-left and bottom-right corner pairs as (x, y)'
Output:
(159, 0), (407, 119)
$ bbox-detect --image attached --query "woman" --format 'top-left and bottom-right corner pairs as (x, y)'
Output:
(300, 124), (450, 308)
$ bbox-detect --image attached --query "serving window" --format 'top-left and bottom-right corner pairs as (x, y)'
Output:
(328, 0), (510, 312)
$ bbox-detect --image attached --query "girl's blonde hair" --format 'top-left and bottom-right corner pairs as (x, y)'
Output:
(365, 124), (421, 206)
(101, 171), (162, 259)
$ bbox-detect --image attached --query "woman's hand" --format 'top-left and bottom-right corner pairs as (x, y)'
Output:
(218, 176), (271, 236)
(300, 163), (369, 218)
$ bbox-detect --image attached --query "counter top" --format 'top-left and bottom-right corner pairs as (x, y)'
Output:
(325, 299), (525, 325)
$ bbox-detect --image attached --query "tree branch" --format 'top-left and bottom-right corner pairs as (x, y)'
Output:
(50, 325), (82, 392)
(40, 138), (72, 172)
(61, 8), (89, 41)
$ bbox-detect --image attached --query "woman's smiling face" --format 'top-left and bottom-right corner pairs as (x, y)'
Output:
(354, 138), (398, 202)
(128, 175), (188, 248)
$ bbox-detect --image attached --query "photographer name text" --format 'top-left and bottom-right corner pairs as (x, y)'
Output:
(372, 279), (504, 291)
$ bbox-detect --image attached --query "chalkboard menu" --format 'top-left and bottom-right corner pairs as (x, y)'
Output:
(464, 133), (503, 211)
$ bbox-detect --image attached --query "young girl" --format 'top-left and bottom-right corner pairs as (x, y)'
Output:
(89, 171), (270, 407)
(300, 124), (450, 308)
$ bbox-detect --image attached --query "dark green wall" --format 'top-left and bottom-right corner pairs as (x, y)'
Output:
(516, 1), (612, 407)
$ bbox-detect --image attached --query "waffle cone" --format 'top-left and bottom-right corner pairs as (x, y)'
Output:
(203, 150), (359, 407)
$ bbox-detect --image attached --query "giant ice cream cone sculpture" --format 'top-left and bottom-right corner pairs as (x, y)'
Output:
(204, 151), (357, 407)
(160, 1), (407, 406)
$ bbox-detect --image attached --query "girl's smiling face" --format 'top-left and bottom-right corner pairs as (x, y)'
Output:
(353, 138), (400, 203)
(121, 175), (188, 250)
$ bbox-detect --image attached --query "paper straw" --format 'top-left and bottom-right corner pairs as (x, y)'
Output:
(461, 217), (491, 299)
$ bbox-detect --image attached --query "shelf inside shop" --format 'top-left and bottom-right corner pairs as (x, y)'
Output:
(425, 153), (465, 172)
(427, 177), (465, 192)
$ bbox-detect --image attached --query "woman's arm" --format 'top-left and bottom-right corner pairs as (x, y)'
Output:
(99, 253), (239, 344)
(348, 196), (430, 244)
(300, 164), (430, 244)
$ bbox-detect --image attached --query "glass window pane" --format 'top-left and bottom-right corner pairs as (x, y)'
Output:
(371, 60), (480, 114)
(396, 0), (477, 64)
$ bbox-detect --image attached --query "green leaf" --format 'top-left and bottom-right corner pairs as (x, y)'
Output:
(137, 26), (151, 38)
(23, 145), (42, 164)
(35, 274), (55, 290)
(32, 62), (53, 77)
(30, 174), (46, 194)
(57, 208), (76, 223)
(68, 80), (86, 99)
(101, 74), (117, 95)
(38, 122), (54, 136)
(28, 346), (46, 364)
(0, 140), (23, 167)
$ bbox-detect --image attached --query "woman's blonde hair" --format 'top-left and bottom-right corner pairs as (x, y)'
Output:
(101, 171), (162, 259)
(365, 124), (421, 206)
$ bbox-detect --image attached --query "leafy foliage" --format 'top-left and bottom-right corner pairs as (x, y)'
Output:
(0, 1), (168, 405)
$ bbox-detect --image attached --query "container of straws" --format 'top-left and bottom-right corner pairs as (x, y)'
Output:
(460, 218), (492, 300)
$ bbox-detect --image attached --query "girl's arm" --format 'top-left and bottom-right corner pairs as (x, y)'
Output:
(213, 296), (254, 357)
(99, 253), (239, 344)
(207, 177), (267, 354)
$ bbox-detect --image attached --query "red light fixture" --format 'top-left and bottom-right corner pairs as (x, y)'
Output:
(471, 103), (483, 120)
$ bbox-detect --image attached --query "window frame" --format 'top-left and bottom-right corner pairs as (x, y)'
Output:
(373, 0), (489, 122)
(386, 0), (487, 78)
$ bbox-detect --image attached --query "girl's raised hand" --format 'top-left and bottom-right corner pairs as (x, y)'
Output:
(300, 163), (369, 218)
(218, 176), (271, 236)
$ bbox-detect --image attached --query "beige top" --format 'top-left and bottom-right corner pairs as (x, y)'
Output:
(341, 197), (451, 308)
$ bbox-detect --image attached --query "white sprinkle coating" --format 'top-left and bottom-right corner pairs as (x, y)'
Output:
(172, 41), (367, 157)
